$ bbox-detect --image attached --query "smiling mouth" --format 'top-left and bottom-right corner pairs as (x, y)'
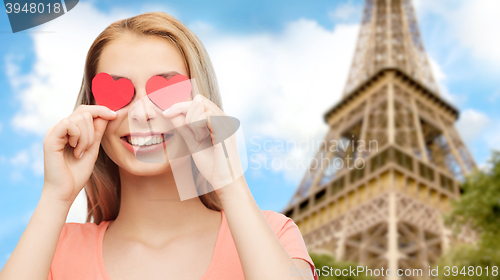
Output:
(122, 133), (173, 147)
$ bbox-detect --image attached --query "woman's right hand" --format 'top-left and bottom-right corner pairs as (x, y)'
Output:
(41, 105), (118, 206)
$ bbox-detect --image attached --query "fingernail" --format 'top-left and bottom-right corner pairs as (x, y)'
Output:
(74, 141), (78, 148)
(110, 109), (117, 115)
(195, 134), (199, 141)
(162, 108), (170, 115)
(79, 151), (85, 159)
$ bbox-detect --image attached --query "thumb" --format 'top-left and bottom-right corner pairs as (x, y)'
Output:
(170, 115), (198, 148)
(87, 118), (109, 156)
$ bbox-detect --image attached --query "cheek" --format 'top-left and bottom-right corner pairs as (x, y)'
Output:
(100, 133), (116, 163)
(99, 119), (122, 159)
(100, 133), (111, 149)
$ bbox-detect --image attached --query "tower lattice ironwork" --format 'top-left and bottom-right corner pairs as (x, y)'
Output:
(282, 0), (476, 279)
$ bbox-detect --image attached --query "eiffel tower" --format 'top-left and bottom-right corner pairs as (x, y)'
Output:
(282, 0), (476, 279)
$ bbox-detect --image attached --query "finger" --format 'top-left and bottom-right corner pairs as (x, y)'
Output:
(44, 118), (80, 153)
(197, 96), (226, 136)
(75, 104), (118, 120)
(162, 101), (192, 118)
(192, 114), (209, 141)
(66, 121), (81, 152)
(186, 101), (207, 141)
(83, 112), (95, 147)
(198, 94), (224, 115)
(72, 114), (89, 158)
(66, 120), (80, 149)
(185, 98), (202, 124)
(82, 112), (93, 151)
(94, 117), (108, 142)
(52, 118), (81, 149)
(86, 118), (109, 157)
(204, 112), (237, 146)
(169, 114), (198, 146)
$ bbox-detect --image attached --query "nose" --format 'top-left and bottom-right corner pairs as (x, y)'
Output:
(128, 93), (159, 126)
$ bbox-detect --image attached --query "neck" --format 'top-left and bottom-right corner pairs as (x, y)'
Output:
(112, 166), (219, 243)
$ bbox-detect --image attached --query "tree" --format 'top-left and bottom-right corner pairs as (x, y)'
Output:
(432, 151), (500, 279)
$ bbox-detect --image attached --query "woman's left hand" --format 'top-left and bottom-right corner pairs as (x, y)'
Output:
(162, 94), (245, 199)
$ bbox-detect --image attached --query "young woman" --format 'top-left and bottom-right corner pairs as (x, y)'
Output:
(0, 12), (317, 280)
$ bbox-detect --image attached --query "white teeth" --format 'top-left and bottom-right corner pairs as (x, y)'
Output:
(126, 135), (168, 146)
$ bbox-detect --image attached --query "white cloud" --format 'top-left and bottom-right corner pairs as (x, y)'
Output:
(452, 0), (500, 71)
(428, 56), (446, 82)
(415, 0), (500, 73)
(10, 150), (29, 166)
(413, 0), (453, 16)
(7, 142), (44, 181)
(489, 89), (500, 102)
(247, 136), (325, 184)
(483, 123), (500, 151)
(456, 109), (491, 146)
(4, 54), (24, 89)
(427, 56), (469, 106)
(428, 56), (454, 103)
(328, 2), (362, 23)
(198, 19), (359, 142)
(30, 142), (44, 176)
(188, 20), (214, 35)
(455, 108), (500, 156)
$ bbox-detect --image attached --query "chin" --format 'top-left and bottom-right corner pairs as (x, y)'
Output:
(121, 159), (171, 176)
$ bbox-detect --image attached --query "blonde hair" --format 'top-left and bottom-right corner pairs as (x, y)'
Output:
(74, 12), (223, 224)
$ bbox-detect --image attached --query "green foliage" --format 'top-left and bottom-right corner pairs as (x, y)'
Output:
(432, 151), (500, 280)
(431, 243), (499, 280)
(445, 151), (500, 244)
(309, 253), (376, 280)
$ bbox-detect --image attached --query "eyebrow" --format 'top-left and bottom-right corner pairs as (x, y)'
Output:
(109, 71), (182, 81)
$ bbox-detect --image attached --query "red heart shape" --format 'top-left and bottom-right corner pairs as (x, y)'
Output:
(92, 73), (135, 111)
(146, 74), (192, 111)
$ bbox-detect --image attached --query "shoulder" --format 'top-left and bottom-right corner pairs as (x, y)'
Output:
(59, 222), (104, 242)
(260, 210), (317, 277)
(261, 210), (299, 238)
(51, 222), (110, 279)
(54, 221), (108, 256)
(261, 210), (292, 228)
(62, 221), (102, 232)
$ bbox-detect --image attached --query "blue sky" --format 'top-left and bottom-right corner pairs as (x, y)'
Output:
(1, 0), (499, 268)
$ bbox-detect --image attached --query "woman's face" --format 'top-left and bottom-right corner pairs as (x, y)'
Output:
(97, 33), (191, 176)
